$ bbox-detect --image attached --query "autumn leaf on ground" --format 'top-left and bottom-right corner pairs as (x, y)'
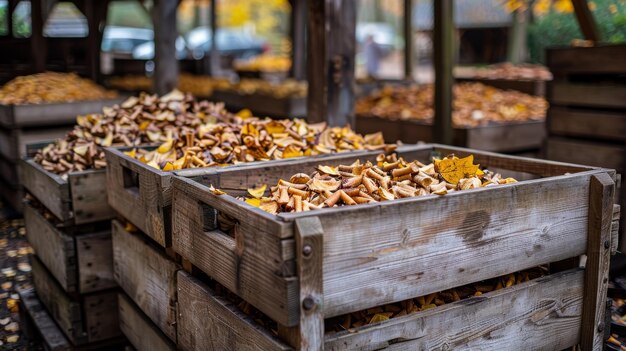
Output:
(434, 155), (484, 185)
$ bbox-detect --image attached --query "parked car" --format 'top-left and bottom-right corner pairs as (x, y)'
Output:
(185, 26), (268, 60)
(101, 26), (154, 56)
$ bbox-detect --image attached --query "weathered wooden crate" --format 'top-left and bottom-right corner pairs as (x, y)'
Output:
(0, 97), (125, 129)
(211, 90), (306, 118)
(172, 144), (616, 350)
(105, 145), (386, 247)
(356, 116), (545, 153)
(112, 220), (180, 342)
(23, 201), (115, 294)
(546, 44), (626, 76)
(118, 293), (175, 351)
(0, 125), (72, 161)
(31, 256), (122, 346)
(177, 268), (584, 351)
(455, 77), (546, 96)
(548, 106), (626, 143)
(20, 159), (114, 225)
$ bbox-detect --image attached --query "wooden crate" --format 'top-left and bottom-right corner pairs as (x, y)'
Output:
(455, 77), (546, 96)
(546, 44), (626, 76)
(171, 144), (616, 350)
(118, 293), (175, 351)
(31, 256), (122, 346)
(20, 159), (114, 225)
(0, 125), (72, 161)
(23, 201), (115, 294)
(112, 220), (180, 341)
(211, 90), (306, 118)
(548, 106), (626, 143)
(104, 145), (388, 247)
(0, 98), (125, 128)
(177, 268), (584, 351)
(356, 116), (545, 153)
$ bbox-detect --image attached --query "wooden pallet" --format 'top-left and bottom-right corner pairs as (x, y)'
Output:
(118, 293), (175, 351)
(171, 143), (616, 350)
(211, 90), (306, 118)
(0, 98), (125, 129)
(104, 145), (393, 247)
(112, 220), (180, 342)
(20, 159), (114, 225)
(23, 201), (115, 294)
(31, 256), (122, 346)
(356, 116), (545, 153)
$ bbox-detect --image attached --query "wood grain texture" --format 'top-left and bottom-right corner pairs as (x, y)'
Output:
(546, 137), (626, 172)
(24, 202), (77, 293)
(0, 125), (71, 161)
(550, 82), (626, 109)
(118, 293), (175, 351)
(280, 171), (602, 317)
(76, 232), (116, 294)
(324, 269), (583, 351)
(611, 205), (621, 255)
(547, 44), (626, 75)
(548, 106), (626, 142)
(172, 178), (298, 326)
(295, 217), (324, 351)
(580, 173), (615, 351)
(31, 256), (86, 345)
(20, 159), (71, 222)
(18, 287), (71, 351)
(69, 171), (115, 224)
(176, 271), (292, 351)
(112, 220), (179, 341)
(83, 290), (122, 342)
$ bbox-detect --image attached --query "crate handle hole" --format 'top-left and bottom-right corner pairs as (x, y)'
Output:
(200, 201), (236, 240)
(122, 166), (140, 196)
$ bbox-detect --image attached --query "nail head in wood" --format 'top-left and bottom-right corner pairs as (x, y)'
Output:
(597, 322), (604, 332)
(604, 240), (610, 249)
(303, 244), (312, 257)
(302, 296), (315, 311)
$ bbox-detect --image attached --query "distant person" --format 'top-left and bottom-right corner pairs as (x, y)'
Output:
(364, 34), (383, 79)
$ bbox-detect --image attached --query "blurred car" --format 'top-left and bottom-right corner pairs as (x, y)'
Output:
(101, 26), (154, 56)
(132, 37), (188, 60)
(355, 22), (397, 54)
(185, 26), (268, 60)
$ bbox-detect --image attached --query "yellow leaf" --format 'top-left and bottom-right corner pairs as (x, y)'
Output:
(209, 185), (225, 195)
(73, 144), (89, 156)
(236, 108), (253, 119)
(283, 145), (303, 159)
(124, 149), (137, 158)
(6, 298), (18, 313)
(139, 120), (151, 130)
(554, 0), (573, 13)
(247, 184), (267, 199)
(265, 121), (286, 134)
(101, 132), (113, 147)
(157, 139), (173, 153)
(317, 165), (339, 175)
(163, 162), (175, 171)
(434, 155), (483, 185)
(147, 160), (160, 169)
(245, 198), (261, 207)
(369, 312), (393, 324)
(241, 123), (259, 137)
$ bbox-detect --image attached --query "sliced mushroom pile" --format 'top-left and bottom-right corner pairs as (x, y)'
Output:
(236, 153), (517, 214)
(455, 63), (552, 81)
(34, 91), (236, 177)
(133, 119), (392, 171)
(0, 72), (118, 105)
(214, 78), (307, 98)
(355, 82), (548, 127)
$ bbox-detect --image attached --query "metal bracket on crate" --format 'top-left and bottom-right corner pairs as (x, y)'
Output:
(295, 216), (324, 351)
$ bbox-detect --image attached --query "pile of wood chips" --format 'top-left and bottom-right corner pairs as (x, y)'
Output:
(355, 82), (548, 127)
(214, 78), (307, 98)
(234, 55), (292, 72)
(133, 118), (392, 171)
(455, 63), (553, 81)
(34, 91), (236, 177)
(234, 153), (516, 214)
(0, 72), (117, 105)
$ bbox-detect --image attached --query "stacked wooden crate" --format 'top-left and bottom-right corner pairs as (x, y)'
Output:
(20, 152), (124, 348)
(0, 98), (123, 211)
(167, 144), (618, 350)
(545, 44), (626, 249)
(210, 90), (306, 118)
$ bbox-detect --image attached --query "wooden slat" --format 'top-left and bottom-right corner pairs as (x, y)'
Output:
(548, 106), (626, 142)
(24, 202), (77, 293)
(69, 171), (115, 224)
(176, 271), (292, 351)
(281, 171), (603, 317)
(210, 91), (306, 118)
(20, 159), (71, 222)
(324, 269), (583, 350)
(118, 293), (175, 351)
(546, 137), (626, 172)
(550, 82), (626, 109)
(0, 126), (71, 161)
(76, 232), (116, 294)
(581, 173), (615, 350)
(83, 290), (122, 343)
(18, 287), (71, 351)
(454, 78), (546, 96)
(31, 256), (86, 345)
(355, 116), (402, 144)
(547, 44), (626, 75)
(112, 220), (179, 341)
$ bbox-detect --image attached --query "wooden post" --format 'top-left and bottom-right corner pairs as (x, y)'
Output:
(290, 0), (307, 81)
(83, 1), (108, 82)
(208, 0), (220, 76)
(581, 173), (614, 350)
(295, 217), (324, 351)
(30, 0), (46, 72)
(403, 0), (413, 80)
(152, 0), (179, 95)
(506, 8), (529, 64)
(572, 0), (601, 42)
(307, 0), (356, 127)
(433, 0), (454, 145)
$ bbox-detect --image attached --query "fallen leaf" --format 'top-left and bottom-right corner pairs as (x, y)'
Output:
(6, 250), (16, 258)
(434, 155), (483, 185)
(1, 282), (12, 290)
(0, 239), (7, 248)
(247, 184), (267, 199)
(317, 165), (339, 176)
(157, 139), (174, 153)
(4, 322), (18, 332)
(0, 318), (9, 325)
(236, 108), (253, 119)
(208, 185), (225, 195)
(369, 313), (393, 324)
(7, 299), (18, 313)
(245, 198), (261, 207)
(18, 262), (31, 272)
(6, 335), (19, 343)
(1, 268), (15, 278)
(283, 145), (303, 159)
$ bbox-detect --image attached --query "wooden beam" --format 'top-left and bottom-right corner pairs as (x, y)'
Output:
(306, 0), (356, 127)
(403, 0), (413, 79)
(208, 0), (220, 75)
(290, 0), (307, 80)
(152, 0), (179, 95)
(30, 0), (46, 72)
(433, 0), (454, 144)
(571, 0), (601, 42)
